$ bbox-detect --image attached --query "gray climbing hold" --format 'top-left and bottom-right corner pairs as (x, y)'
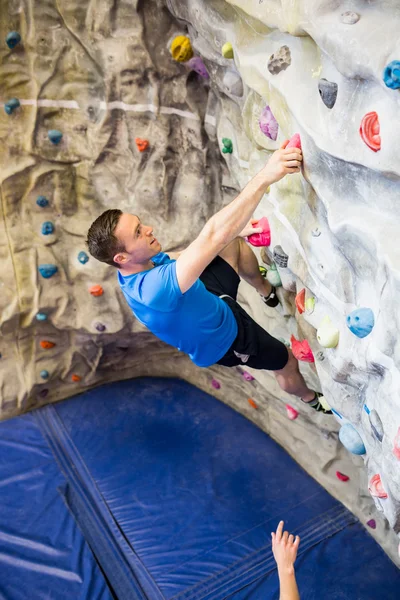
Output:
(48, 129), (63, 145)
(223, 70), (243, 97)
(36, 312), (47, 321)
(316, 351), (324, 361)
(78, 251), (89, 264)
(6, 31), (21, 49)
(4, 98), (20, 115)
(369, 409), (384, 442)
(95, 322), (106, 332)
(340, 11), (360, 25)
(312, 228), (321, 237)
(36, 196), (49, 208)
(318, 79), (338, 109)
(41, 221), (54, 235)
(273, 245), (288, 268)
(39, 264), (58, 278)
(40, 370), (49, 380)
(268, 46), (291, 75)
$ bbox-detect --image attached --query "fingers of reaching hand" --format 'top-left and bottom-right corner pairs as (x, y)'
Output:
(276, 520), (284, 541)
(294, 535), (300, 548)
(288, 534), (294, 545)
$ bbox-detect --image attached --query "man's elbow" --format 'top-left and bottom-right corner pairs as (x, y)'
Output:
(201, 220), (231, 251)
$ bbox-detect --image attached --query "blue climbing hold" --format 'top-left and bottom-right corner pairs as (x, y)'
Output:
(78, 251), (89, 264)
(331, 407), (342, 419)
(363, 404), (370, 415)
(6, 31), (21, 49)
(339, 423), (366, 455)
(4, 98), (20, 115)
(36, 312), (47, 321)
(383, 60), (400, 90)
(40, 370), (49, 380)
(36, 196), (49, 208)
(48, 129), (63, 145)
(41, 221), (54, 235)
(347, 308), (374, 338)
(39, 264), (58, 278)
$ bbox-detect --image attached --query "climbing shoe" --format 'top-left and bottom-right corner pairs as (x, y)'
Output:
(259, 266), (280, 307)
(304, 392), (332, 415)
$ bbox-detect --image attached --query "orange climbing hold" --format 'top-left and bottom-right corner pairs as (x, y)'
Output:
(248, 398), (258, 409)
(40, 340), (55, 349)
(295, 289), (306, 314)
(135, 138), (149, 152)
(287, 133), (301, 149)
(290, 335), (315, 363)
(71, 374), (81, 382)
(359, 112), (381, 152)
(90, 285), (104, 297)
(368, 474), (388, 498)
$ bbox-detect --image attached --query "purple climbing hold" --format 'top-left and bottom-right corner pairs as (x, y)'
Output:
(211, 378), (221, 390)
(95, 322), (106, 332)
(259, 106), (279, 141)
(367, 519), (376, 529)
(187, 56), (209, 79)
(242, 371), (255, 382)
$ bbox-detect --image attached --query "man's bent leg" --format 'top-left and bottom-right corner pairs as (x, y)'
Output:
(273, 349), (315, 402)
(217, 238), (240, 274)
(237, 238), (272, 296)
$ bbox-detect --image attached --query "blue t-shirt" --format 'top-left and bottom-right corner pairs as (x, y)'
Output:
(117, 252), (238, 367)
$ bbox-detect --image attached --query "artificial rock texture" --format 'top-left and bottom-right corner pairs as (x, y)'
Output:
(0, 0), (399, 565)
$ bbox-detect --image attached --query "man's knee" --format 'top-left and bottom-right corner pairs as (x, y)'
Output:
(218, 238), (241, 274)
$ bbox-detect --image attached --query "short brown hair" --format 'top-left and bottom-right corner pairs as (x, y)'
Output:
(86, 209), (125, 267)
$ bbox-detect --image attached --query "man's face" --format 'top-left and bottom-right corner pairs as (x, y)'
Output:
(113, 213), (162, 266)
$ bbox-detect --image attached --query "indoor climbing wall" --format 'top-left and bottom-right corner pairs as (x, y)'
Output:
(0, 0), (399, 565)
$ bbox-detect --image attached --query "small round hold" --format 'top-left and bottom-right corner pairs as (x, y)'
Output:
(312, 228), (321, 237)
(90, 284), (104, 297)
(347, 308), (374, 338)
(48, 129), (63, 145)
(4, 98), (20, 115)
(242, 370), (254, 382)
(40, 340), (55, 349)
(221, 137), (233, 154)
(340, 11), (360, 25)
(71, 374), (81, 382)
(36, 312), (47, 321)
(273, 245), (288, 268)
(36, 195), (49, 208)
(40, 370), (49, 380)
(339, 423), (366, 455)
(318, 79), (338, 109)
(6, 31), (21, 49)
(78, 251), (89, 264)
(170, 35), (193, 62)
(211, 378), (221, 390)
(222, 42), (234, 59)
(366, 519), (376, 529)
(317, 316), (339, 348)
(383, 60), (400, 90)
(95, 322), (106, 332)
(135, 138), (149, 152)
(41, 221), (54, 235)
(187, 56), (209, 79)
(39, 264), (58, 278)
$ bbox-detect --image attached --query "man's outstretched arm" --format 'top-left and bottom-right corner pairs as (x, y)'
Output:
(175, 142), (302, 293)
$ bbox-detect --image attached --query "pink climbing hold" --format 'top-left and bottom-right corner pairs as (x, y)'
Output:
(393, 427), (400, 460)
(259, 106), (279, 141)
(367, 519), (376, 529)
(242, 371), (255, 382)
(247, 217), (271, 247)
(290, 335), (315, 363)
(368, 474), (388, 499)
(336, 471), (350, 482)
(295, 289), (306, 314)
(359, 112), (381, 152)
(287, 133), (301, 149)
(211, 378), (221, 390)
(285, 405), (299, 420)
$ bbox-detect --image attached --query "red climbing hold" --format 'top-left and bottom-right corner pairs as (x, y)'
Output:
(90, 285), (104, 297)
(336, 471), (350, 482)
(285, 405), (299, 420)
(290, 335), (315, 363)
(40, 340), (55, 349)
(367, 519), (376, 529)
(248, 398), (258, 409)
(247, 217), (271, 247)
(71, 374), (81, 382)
(211, 378), (221, 390)
(135, 138), (149, 152)
(368, 474), (388, 498)
(359, 112), (381, 152)
(295, 289), (306, 314)
(287, 133), (301, 149)
(393, 427), (400, 460)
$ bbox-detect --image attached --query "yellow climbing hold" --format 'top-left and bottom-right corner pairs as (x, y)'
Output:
(317, 316), (339, 348)
(222, 42), (234, 59)
(170, 36), (193, 62)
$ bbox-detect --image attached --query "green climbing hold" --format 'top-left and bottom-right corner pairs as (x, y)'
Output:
(6, 31), (21, 49)
(48, 129), (63, 145)
(36, 313), (47, 321)
(222, 138), (233, 154)
(222, 42), (234, 59)
(266, 263), (282, 287)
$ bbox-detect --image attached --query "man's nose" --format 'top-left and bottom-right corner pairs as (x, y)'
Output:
(145, 226), (153, 236)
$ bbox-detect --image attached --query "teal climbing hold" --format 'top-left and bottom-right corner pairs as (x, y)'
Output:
(78, 251), (89, 264)
(40, 370), (49, 380)
(6, 31), (21, 49)
(36, 312), (47, 321)
(347, 308), (374, 338)
(4, 98), (20, 115)
(222, 138), (233, 154)
(339, 423), (366, 455)
(48, 129), (63, 145)
(383, 60), (400, 90)
(41, 221), (54, 235)
(39, 264), (58, 278)
(36, 196), (49, 208)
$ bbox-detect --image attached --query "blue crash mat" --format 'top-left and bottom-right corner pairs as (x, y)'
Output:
(0, 413), (113, 600)
(32, 377), (399, 600)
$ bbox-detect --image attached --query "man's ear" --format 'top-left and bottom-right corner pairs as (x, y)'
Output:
(113, 253), (126, 265)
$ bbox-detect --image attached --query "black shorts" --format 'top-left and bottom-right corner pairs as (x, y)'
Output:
(199, 256), (289, 371)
